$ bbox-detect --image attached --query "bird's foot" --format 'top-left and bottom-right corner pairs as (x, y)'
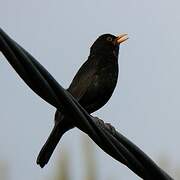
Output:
(93, 116), (116, 135)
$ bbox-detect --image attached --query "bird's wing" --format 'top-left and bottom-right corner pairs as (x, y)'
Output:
(36, 60), (98, 167)
(67, 57), (97, 101)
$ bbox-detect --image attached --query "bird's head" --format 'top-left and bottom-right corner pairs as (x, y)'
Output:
(90, 34), (128, 57)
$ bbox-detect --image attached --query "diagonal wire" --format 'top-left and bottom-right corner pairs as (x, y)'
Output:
(0, 28), (174, 180)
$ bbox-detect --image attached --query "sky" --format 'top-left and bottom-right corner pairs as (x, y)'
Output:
(0, 0), (180, 179)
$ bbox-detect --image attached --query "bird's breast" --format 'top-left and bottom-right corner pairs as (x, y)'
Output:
(83, 65), (118, 113)
(95, 64), (118, 93)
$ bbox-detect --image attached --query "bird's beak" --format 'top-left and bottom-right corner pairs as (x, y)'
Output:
(114, 34), (128, 45)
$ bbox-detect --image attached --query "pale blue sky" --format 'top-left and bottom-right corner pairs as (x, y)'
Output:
(0, 0), (180, 179)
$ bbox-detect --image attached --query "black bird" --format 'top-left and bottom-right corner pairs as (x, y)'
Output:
(37, 33), (128, 168)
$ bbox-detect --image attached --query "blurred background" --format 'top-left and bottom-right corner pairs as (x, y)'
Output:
(0, 0), (180, 179)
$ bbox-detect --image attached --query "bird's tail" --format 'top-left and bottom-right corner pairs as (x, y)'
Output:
(37, 118), (73, 168)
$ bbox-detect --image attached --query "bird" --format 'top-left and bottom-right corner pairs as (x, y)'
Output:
(37, 33), (128, 168)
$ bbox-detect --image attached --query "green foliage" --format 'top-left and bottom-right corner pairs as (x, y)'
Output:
(0, 160), (9, 180)
(53, 150), (70, 180)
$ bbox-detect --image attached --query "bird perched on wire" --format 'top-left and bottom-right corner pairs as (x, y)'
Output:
(37, 33), (128, 168)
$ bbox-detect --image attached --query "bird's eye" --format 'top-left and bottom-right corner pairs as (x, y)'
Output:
(106, 37), (113, 42)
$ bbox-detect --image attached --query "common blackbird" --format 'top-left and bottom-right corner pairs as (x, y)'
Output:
(37, 33), (128, 168)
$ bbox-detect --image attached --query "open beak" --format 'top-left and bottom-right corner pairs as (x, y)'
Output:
(114, 34), (128, 45)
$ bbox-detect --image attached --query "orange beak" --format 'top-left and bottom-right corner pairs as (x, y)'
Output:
(114, 34), (128, 45)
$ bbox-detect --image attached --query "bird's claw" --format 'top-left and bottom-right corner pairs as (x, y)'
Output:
(93, 116), (116, 135)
